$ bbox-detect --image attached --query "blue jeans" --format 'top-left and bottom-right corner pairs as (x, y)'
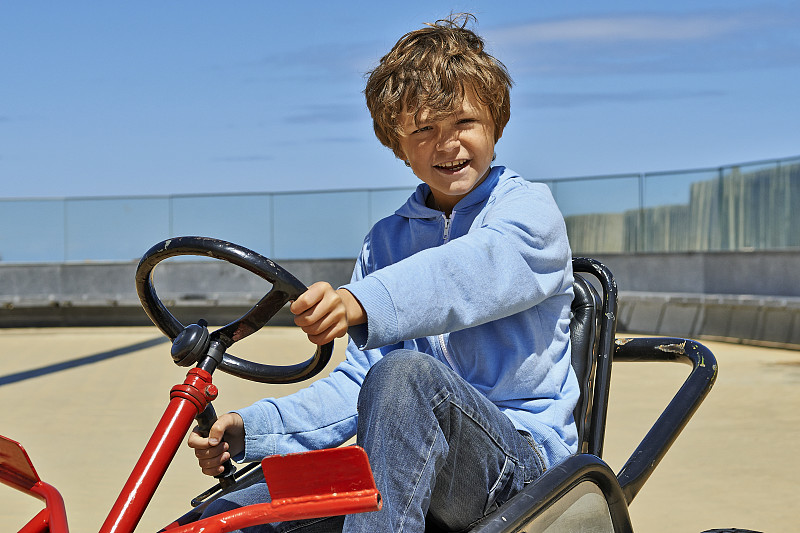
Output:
(201, 350), (548, 532)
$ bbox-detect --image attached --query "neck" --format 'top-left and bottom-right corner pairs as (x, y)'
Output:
(426, 193), (452, 216)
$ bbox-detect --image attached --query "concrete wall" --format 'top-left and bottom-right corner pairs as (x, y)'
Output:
(590, 251), (800, 348)
(2, 252), (799, 349)
(590, 250), (800, 297)
(0, 259), (354, 328)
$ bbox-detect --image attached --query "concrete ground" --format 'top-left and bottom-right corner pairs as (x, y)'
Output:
(1, 326), (796, 532)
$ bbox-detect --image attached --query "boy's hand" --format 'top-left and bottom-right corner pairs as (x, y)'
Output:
(290, 282), (365, 345)
(187, 412), (245, 477)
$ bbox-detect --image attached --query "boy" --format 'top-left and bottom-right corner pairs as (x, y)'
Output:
(189, 14), (578, 532)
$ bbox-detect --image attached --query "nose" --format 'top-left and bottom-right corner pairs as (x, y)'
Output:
(436, 128), (460, 152)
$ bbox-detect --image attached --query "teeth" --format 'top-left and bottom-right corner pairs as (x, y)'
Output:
(436, 159), (469, 169)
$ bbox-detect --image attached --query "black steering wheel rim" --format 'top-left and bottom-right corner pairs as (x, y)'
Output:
(135, 236), (333, 384)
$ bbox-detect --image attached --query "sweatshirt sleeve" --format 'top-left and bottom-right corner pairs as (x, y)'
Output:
(343, 181), (572, 351)
(233, 251), (393, 461)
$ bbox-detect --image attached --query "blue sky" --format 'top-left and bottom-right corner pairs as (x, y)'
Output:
(2, 0), (799, 199)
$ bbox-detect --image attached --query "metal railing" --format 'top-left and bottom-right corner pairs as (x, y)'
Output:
(2, 155), (798, 262)
(547, 156), (800, 254)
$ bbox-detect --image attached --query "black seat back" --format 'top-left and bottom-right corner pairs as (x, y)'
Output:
(570, 273), (600, 452)
(570, 258), (618, 457)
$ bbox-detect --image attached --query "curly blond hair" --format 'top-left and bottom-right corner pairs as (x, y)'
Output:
(365, 14), (513, 159)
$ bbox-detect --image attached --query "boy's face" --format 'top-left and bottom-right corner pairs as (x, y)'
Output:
(398, 89), (499, 214)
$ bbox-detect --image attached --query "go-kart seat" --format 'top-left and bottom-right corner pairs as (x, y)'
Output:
(569, 271), (602, 454)
(570, 257), (617, 458)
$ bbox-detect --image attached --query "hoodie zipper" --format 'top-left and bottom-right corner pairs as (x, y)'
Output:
(442, 213), (452, 243)
(438, 213), (457, 371)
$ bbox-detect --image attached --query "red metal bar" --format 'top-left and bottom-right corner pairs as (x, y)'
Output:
(16, 508), (50, 533)
(99, 368), (217, 533)
(163, 490), (382, 533)
(28, 481), (69, 532)
(5, 481), (69, 533)
(0, 435), (70, 532)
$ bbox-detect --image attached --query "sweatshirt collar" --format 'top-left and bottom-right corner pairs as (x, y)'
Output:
(395, 165), (511, 219)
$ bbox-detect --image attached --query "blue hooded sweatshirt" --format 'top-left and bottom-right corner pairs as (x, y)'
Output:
(236, 166), (579, 468)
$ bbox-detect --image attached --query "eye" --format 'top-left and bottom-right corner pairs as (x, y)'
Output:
(411, 125), (432, 135)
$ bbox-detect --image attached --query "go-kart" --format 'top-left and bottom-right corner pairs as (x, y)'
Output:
(0, 236), (742, 532)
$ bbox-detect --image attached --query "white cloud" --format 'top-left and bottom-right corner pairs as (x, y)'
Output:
(489, 12), (751, 46)
(522, 88), (726, 109)
(483, 8), (800, 77)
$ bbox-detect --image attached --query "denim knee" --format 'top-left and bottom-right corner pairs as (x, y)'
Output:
(359, 349), (442, 406)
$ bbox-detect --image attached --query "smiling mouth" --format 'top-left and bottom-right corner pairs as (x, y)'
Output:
(435, 159), (470, 172)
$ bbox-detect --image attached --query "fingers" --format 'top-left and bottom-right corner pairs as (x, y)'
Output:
(306, 321), (346, 346)
(290, 282), (349, 345)
(187, 413), (245, 477)
(207, 417), (228, 446)
(186, 429), (209, 450)
(289, 282), (334, 319)
(188, 432), (230, 476)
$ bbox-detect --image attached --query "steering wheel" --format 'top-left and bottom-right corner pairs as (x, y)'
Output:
(135, 236), (333, 384)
